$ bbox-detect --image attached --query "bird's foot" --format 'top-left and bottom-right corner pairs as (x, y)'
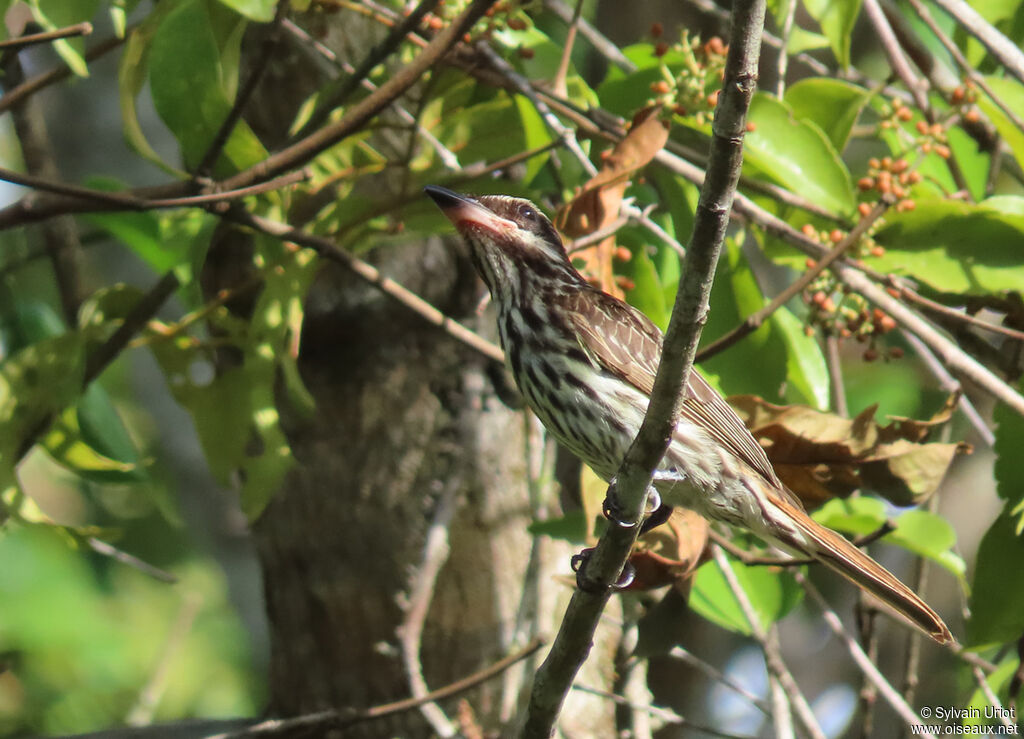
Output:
(602, 481), (670, 533)
(571, 548), (636, 592)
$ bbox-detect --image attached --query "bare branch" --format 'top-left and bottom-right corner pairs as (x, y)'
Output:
(929, 0), (1024, 85)
(0, 21), (91, 51)
(228, 210), (506, 363)
(795, 571), (937, 739)
(207, 637), (546, 739)
(521, 3), (765, 734)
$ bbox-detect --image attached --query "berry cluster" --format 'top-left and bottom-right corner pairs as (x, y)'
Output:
(857, 156), (922, 214)
(646, 27), (729, 127)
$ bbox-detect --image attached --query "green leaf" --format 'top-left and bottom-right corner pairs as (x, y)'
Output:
(784, 78), (870, 153)
(772, 306), (829, 410)
(964, 655), (1018, 727)
(0, 332), (86, 471)
(148, 0), (267, 172)
(813, 497), (887, 534)
(803, 0), (863, 67)
(786, 26), (830, 54)
(967, 507), (1024, 646)
(214, 0), (275, 22)
(977, 76), (1024, 173)
(744, 94), (855, 216)
(117, 1), (183, 173)
(513, 94), (553, 184)
(527, 511), (587, 543)
(29, 0), (100, 76)
(690, 553), (804, 635)
(597, 44), (692, 118)
(886, 510), (965, 579)
(872, 198), (1024, 295)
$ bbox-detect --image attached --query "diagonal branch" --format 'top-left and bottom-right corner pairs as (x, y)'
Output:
(520, 1), (766, 735)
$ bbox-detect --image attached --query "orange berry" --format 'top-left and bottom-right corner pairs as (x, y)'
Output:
(898, 199), (916, 211)
(801, 223), (817, 238)
(897, 108), (913, 121)
(930, 123), (944, 137)
(886, 287), (901, 299)
(858, 202), (873, 217)
(858, 177), (875, 191)
(881, 157), (892, 170)
(868, 158), (881, 170)
(706, 36), (725, 55)
(878, 315), (897, 333)
(934, 144), (951, 159)
(806, 258), (818, 269)
(891, 158), (909, 174)
(829, 229), (844, 244)
(964, 109), (981, 124)
(426, 14), (444, 29)
(812, 290), (828, 306)
(916, 120), (930, 135)
(746, 121), (756, 132)
(907, 171), (922, 184)
(650, 80), (671, 94)
(707, 89), (720, 107)
(870, 245), (886, 257)
(951, 86), (965, 104)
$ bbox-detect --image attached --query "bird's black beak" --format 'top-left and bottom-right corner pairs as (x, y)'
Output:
(424, 185), (474, 211)
(424, 185), (514, 236)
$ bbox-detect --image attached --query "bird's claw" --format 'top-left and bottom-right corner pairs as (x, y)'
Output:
(602, 482), (670, 533)
(571, 548), (636, 592)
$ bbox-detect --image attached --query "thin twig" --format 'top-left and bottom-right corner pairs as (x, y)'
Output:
(0, 32), (126, 115)
(542, 0), (634, 72)
(297, 0), (441, 136)
(0, 0), (497, 228)
(900, 331), (995, 447)
(861, 0), (970, 195)
(281, 17), (461, 171)
(795, 571), (937, 739)
(826, 335), (849, 417)
(929, 0), (1024, 85)
(572, 684), (755, 739)
(521, 3), (765, 733)
(126, 592), (202, 726)
(666, 647), (771, 714)
(228, 210), (506, 363)
(710, 546), (823, 739)
(551, 0), (584, 98)
(903, 0), (1024, 135)
(0, 166), (307, 213)
(474, 41), (597, 178)
(774, 0), (797, 97)
(397, 477), (461, 737)
(697, 200), (890, 363)
(898, 286), (1024, 342)
(207, 637), (546, 739)
(86, 537), (178, 583)
(0, 21), (92, 51)
(195, 1), (291, 177)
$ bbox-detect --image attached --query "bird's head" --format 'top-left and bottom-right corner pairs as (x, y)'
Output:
(425, 186), (583, 302)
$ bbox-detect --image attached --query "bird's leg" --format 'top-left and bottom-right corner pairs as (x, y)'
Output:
(571, 548), (636, 592)
(602, 471), (676, 532)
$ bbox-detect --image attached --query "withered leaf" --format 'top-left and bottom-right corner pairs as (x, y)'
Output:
(728, 395), (971, 507)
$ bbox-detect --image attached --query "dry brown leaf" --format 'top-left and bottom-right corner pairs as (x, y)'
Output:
(729, 395), (971, 507)
(627, 508), (710, 591)
(557, 106), (670, 296)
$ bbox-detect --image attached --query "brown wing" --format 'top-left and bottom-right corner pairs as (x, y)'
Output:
(562, 288), (784, 489)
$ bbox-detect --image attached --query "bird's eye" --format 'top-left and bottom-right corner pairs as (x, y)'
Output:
(519, 205), (538, 222)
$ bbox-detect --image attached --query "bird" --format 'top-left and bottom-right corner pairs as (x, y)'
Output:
(424, 185), (952, 645)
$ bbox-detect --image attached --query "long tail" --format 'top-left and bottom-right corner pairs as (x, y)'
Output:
(766, 488), (952, 644)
